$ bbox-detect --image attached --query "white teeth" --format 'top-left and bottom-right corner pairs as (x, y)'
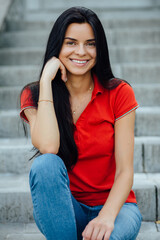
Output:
(71, 59), (87, 64)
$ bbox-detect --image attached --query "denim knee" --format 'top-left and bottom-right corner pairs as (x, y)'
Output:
(29, 153), (68, 186)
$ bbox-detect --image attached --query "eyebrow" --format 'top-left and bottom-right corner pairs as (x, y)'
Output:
(64, 37), (95, 42)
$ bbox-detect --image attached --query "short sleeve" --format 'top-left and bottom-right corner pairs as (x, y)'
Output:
(114, 82), (139, 121)
(20, 87), (37, 124)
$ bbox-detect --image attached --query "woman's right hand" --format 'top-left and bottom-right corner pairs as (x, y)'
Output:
(41, 57), (67, 83)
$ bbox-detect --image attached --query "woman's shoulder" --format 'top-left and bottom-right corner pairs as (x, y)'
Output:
(20, 82), (39, 107)
(108, 78), (134, 98)
(108, 78), (131, 90)
(21, 81), (39, 94)
(108, 79), (139, 121)
(20, 82), (39, 124)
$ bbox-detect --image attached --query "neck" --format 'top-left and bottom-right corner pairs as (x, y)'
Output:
(66, 72), (94, 97)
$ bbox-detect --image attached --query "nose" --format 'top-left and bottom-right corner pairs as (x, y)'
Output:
(75, 44), (86, 56)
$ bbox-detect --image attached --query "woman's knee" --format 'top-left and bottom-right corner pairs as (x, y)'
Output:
(110, 203), (142, 240)
(29, 153), (67, 181)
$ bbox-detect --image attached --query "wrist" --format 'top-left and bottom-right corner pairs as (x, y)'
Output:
(98, 208), (116, 222)
(40, 73), (53, 84)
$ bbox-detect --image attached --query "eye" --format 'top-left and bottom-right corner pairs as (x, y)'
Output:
(87, 42), (96, 47)
(66, 41), (76, 46)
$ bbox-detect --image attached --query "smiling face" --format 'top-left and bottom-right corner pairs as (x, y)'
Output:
(59, 23), (96, 77)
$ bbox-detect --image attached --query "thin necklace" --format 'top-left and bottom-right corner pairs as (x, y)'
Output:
(72, 84), (93, 115)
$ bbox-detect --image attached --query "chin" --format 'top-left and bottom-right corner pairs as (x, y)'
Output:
(69, 71), (89, 76)
(67, 67), (93, 75)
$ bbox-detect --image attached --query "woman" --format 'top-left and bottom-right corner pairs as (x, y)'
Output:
(20, 6), (142, 240)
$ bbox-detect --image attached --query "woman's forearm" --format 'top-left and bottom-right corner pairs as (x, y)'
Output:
(32, 78), (60, 153)
(98, 170), (134, 222)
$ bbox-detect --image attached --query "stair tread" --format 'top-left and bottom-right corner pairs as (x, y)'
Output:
(0, 136), (160, 147)
(2, 83), (160, 89)
(24, 9), (160, 20)
(0, 173), (159, 192)
(0, 138), (32, 146)
(0, 45), (160, 51)
(0, 173), (29, 192)
(0, 0), (159, 230)
(0, 62), (159, 68)
(0, 222), (159, 240)
(1, 28), (160, 35)
(1, 106), (160, 112)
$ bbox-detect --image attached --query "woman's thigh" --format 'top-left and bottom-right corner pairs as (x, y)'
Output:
(110, 203), (142, 240)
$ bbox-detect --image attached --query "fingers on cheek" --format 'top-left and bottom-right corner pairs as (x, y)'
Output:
(61, 70), (67, 82)
(62, 70), (67, 82)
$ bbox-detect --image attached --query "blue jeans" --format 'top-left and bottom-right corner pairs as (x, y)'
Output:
(29, 153), (142, 240)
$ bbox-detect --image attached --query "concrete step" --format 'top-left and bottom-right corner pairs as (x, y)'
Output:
(22, 0), (160, 11)
(5, 16), (160, 32)
(0, 138), (33, 174)
(0, 136), (160, 174)
(0, 174), (33, 223)
(135, 107), (160, 136)
(1, 28), (160, 48)
(1, 84), (160, 110)
(0, 110), (28, 138)
(133, 173), (159, 221)
(117, 63), (160, 84)
(137, 222), (160, 240)
(0, 86), (20, 110)
(0, 223), (44, 240)
(0, 48), (44, 66)
(1, 221), (159, 240)
(133, 84), (160, 107)
(0, 173), (159, 222)
(22, 10), (160, 22)
(0, 66), (40, 87)
(108, 28), (160, 45)
(0, 63), (160, 87)
(21, 8), (160, 20)
(0, 45), (160, 65)
(0, 107), (160, 138)
(3, 233), (45, 240)
(0, 222), (160, 240)
(0, 31), (47, 48)
(135, 137), (160, 173)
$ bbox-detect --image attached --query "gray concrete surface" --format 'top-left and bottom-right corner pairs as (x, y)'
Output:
(0, 46), (160, 65)
(2, 108), (160, 138)
(0, 173), (159, 222)
(0, 64), (160, 87)
(0, 0), (12, 31)
(0, 0), (160, 239)
(0, 29), (160, 48)
(0, 222), (160, 240)
(1, 84), (160, 110)
(0, 137), (160, 174)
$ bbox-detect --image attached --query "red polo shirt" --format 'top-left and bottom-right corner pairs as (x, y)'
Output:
(20, 75), (139, 206)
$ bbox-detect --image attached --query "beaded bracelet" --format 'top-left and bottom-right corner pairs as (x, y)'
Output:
(38, 100), (53, 104)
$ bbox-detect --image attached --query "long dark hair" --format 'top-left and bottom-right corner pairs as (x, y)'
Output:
(20, 6), (124, 170)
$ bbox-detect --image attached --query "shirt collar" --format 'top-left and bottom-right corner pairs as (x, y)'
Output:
(92, 73), (105, 98)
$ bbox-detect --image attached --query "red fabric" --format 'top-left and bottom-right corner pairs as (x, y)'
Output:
(20, 88), (37, 123)
(20, 75), (139, 206)
(68, 75), (139, 206)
